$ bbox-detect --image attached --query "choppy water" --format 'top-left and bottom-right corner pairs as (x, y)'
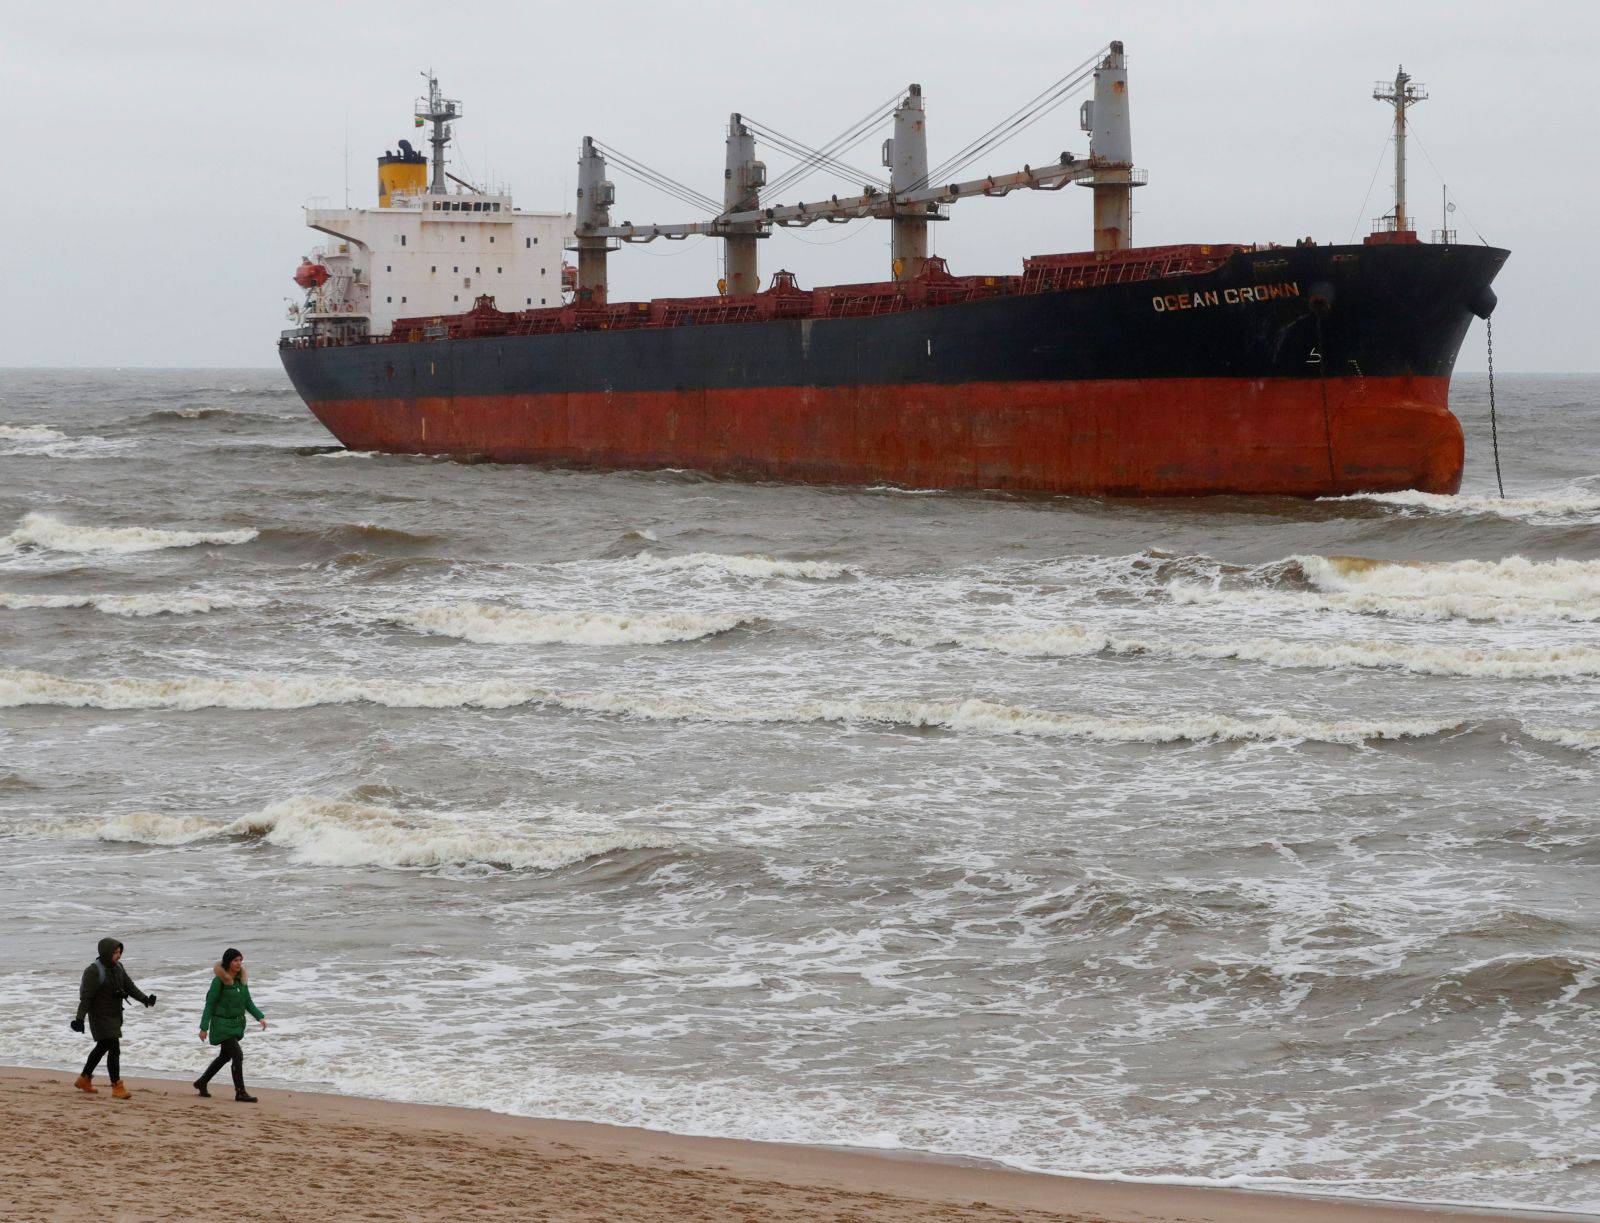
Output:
(0, 368), (1596, 1212)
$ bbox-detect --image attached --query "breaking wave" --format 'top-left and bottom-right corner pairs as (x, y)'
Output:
(0, 591), (246, 616)
(138, 407), (289, 423)
(1427, 953), (1600, 1009)
(255, 522), (441, 555)
(1323, 489), (1600, 520)
(0, 512), (257, 557)
(1170, 554), (1600, 624)
(19, 797), (671, 872)
(390, 602), (753, 645)
(626, 552), (853, 580)
(884, 622), (1600, 680)
(1523, 725), (1600, 753)
(0, 668), (1461, 745)
(0, 424), (65, 441)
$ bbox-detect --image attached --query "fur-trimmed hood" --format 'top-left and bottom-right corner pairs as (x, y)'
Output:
(213, 962), (247, 985)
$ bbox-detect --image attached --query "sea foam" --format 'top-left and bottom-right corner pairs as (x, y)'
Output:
(0, 667), (1460, 745)
(0, 425), (66, 441)
(0, 512), (257, 556)
(0, 591), (246, 616)
(884, 622), (1600, 679)
(1324, 488), (1600, 519)
(626, 552), (853, 580)
(1170, 554), (1600, 624)
(390, 602), (752, 645)
(23, 796), (670, 872)
(1523, 725), (1600, 752)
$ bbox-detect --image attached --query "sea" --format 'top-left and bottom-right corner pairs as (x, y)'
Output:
(0, 368), (1596, 1213)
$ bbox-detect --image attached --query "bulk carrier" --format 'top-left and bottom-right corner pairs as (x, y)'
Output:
(279, 50), (1506, 497)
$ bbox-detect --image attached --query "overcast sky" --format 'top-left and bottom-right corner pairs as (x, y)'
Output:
(4, 0), (1594, 370)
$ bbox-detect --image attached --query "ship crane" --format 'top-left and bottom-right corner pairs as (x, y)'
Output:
(566, 42), (1144, 301)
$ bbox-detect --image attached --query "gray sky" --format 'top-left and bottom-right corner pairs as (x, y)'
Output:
(4, 0), (1594, 370)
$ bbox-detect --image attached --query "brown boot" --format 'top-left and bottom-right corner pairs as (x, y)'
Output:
(110, 1080), (131, 1100)
(73, 1074), (97, 1094)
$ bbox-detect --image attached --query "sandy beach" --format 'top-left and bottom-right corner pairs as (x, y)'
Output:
(1, 1067), (1582, 1222)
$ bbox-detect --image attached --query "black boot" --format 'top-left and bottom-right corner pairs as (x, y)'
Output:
(234, 1090), (258, 1103)
(193, 1079), (211, 1098)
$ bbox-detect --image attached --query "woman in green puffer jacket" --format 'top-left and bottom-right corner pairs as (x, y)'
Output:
(194, 947), (266, 1102)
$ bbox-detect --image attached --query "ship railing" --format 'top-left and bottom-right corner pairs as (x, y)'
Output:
(1430, 228), (1458, 244)
(333, 245), (1247, 349)
(1020, 243), (1239, 294)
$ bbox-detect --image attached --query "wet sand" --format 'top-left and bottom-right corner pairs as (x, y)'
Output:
(0, 1067), (1580, 1221)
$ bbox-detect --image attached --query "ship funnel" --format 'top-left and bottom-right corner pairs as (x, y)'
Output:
(377, 141), (428, 208)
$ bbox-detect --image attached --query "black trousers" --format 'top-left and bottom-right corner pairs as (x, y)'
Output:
(198, 1038), (245, 1092)
(83, 1038), (120, 1082)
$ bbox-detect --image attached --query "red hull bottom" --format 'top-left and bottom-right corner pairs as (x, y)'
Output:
(305, 375), (1463, 497)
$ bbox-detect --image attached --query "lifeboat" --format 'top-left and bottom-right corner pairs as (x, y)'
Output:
(294, 258), (330, 289)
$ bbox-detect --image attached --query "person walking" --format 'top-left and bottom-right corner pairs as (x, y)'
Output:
(71, 937), (156, 1099)
(195, 948), (266, 1103)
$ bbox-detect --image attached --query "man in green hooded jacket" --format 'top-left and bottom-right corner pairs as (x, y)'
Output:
(72, 937), (155, 1098)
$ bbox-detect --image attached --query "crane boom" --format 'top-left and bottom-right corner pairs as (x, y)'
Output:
(586, 154), (1107, 243)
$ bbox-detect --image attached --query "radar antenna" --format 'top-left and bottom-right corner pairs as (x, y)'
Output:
(1373, 67), (1427, 233)
(416, 72), (463, 195)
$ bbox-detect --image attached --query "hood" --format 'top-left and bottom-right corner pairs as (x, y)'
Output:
(214, 962), (247, 985)
(97, 937), (123, 963)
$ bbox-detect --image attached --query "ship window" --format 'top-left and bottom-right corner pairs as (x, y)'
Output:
(401, 296), (407, 303)
(464, 278), (471, 288)
(453, 295), (459, 302)
(399, 235), (406, 246)
(474, 266), (480, 273)
(460, 235), (466, 243)
(386, 296), (392, 303)
(525, 298), (531, 305)
(489, 235), (495, 242)
(493, 204), (501, 212)
(385, 265), (391, 272)
(431, 266), (437, 273)
(541, 297), (546, 305)
(496, 267), (502, 274)
(525, 238), (531, 248)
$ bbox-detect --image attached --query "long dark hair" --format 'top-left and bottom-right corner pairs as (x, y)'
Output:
(221, 947), (242, 972)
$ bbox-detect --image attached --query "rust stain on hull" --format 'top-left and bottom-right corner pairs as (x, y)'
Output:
(304, 376), (1463, 498)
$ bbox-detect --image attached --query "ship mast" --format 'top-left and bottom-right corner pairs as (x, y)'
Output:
(416, 72), (462, 196)
(1373, 66), (1426, 233)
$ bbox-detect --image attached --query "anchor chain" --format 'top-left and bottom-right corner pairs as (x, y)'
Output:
(1486, 315), (1504, 498)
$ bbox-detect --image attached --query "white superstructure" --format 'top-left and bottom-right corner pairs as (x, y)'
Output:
(302, 193), (570, 336)
(289, 74), (572, 339)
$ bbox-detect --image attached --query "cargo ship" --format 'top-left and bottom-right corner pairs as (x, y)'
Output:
(280, 53), (1506, 497)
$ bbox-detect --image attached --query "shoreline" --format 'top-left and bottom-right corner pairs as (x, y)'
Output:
(2, 1065), (1586, 1221)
